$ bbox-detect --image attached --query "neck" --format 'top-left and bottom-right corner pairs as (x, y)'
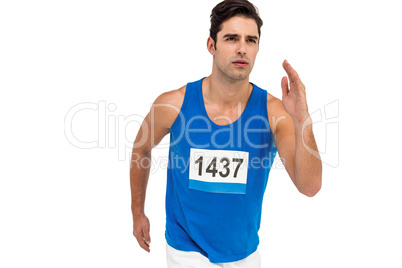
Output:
(203, 72), (252, 109)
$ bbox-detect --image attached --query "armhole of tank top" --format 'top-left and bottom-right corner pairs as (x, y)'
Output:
(170, 83), (190, 133)
(264, 90), (277, 152)
(263, 90), (274, 141)
(262, 89), (269, 123)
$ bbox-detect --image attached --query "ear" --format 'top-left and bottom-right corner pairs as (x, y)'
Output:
(207, 37), (216, 56)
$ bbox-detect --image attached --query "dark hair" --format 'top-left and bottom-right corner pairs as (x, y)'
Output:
(210, 0), (263, 49)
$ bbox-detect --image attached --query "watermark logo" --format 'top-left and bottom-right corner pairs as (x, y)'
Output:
(64, 100), (147, 160)
(64, 99), (339, 169)
(308, 100), (339, 167)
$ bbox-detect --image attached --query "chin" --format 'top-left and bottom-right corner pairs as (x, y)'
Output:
(232, 75), (248, 80)
(217, 65), (251, 81)
(229, 72), (250, 81)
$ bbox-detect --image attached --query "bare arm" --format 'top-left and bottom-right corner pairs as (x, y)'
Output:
(293, 117), (322, 196)
(130, 87), (185, 252)
(273, 106), (322, 197)
(130, 111), (170, 217)
(270, 60), (322, 197)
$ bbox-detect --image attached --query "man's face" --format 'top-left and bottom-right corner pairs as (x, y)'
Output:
(211, 15), (260, 81)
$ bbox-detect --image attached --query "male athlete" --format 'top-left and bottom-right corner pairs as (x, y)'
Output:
(130, 0), (322, 267)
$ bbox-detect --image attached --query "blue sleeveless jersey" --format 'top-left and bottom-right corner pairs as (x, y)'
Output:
(165, 77), (277, 263)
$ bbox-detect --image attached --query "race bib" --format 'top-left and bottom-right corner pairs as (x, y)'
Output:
(189, 148), (249, 194)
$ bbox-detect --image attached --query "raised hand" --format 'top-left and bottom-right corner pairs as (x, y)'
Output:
(281, 60), (310, 123)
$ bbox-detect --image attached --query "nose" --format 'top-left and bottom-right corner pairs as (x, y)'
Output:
(237, 40), (246, 56)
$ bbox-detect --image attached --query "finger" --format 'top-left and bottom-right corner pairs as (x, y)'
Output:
(282, 60), (300, 84)
(134, 230), (150, 252)
(281, 76), (289, 96)
(143, 225), (151, 245)
(138, 236), (151, 252)
(282, 60), (293, 83)
(140, 229), (151, 250)
(140, 240), (151, 252)
(142, 236), (150, 249)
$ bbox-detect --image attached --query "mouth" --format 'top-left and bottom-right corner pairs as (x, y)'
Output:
(232, 60), (249, 67)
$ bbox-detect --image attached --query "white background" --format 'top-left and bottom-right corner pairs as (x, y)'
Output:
(1, 0), (401, 267)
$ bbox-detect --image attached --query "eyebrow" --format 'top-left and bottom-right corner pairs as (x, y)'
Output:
(222, 33), (259, 41)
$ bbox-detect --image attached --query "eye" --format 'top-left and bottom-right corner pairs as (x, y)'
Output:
(248, 39), (257, 43)
(226, 37), (235, 41)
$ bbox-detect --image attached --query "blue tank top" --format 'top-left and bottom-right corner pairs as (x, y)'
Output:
(165, 77), (277, 263)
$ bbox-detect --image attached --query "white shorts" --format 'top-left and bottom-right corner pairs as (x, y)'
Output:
(166, 241), (261, 268)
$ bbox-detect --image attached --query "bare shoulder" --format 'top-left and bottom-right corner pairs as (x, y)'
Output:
(267, 92), (281, 107)
(266, 92), (291, 136)
(151, 85), (186, 130)
(154, 85), (186, 109)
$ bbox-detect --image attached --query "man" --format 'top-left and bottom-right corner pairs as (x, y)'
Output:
(130, 0), (322, 267)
